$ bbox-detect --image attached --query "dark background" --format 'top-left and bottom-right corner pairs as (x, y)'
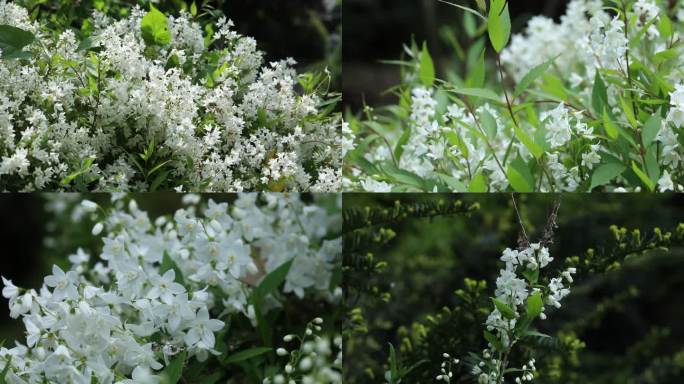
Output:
(343, 0), (571, 111)
(343, 193), (684, 383)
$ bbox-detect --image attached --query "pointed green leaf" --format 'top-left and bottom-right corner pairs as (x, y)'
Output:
(589, 163), (625, 191)
(468, 171), (487, 192)
(592, 72), (608, 115)
(492, 297), (516, 320)
(602, 109), (618, 140)
(160, 351), (187, 384)
(642, 114), (661, 148)
(513, 58), (555, 98)
(631, 161), (655, 191)
(513, 123), (543, 159)
(480, 109), (498, 138)
(447, 87), (500, 103)
(466, 48), (485, 88)
(419, 42), (435, 87)
(487, 0), (510, 53)
(223, 347), (272, 364)
(0, 25), (35, 59)
(141, 5), (171, 46)
(484, 330), (504, 352)
(526, 292), (543, 319)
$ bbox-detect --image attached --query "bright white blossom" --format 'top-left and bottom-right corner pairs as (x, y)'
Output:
(0, 1), (341, 192)
(0, 193), (341, 383)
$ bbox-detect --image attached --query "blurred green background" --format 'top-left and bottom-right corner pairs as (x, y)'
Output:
(343, 193), (684, 383)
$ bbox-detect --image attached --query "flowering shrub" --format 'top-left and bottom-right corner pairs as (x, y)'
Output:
(0, 1), (341, 192)
(437, 243), (575, 384)
(0, 193), (342, 383)
(343, 194), (684, 384)
(344, 0), (684, 192)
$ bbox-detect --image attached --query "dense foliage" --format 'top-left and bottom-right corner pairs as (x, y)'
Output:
(344, 0), (684, 192)
(0, 0), (341, 192)
(0, 193), (342, 383)
(343, 194), (684, 383)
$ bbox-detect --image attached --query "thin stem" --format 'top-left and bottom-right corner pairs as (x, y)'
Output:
(511, 193), (530, 246)
(496, 54), (519, 129)
(463, 102), (507, 181)
(621, 1), (648, 167)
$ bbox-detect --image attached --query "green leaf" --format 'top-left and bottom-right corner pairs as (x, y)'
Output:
(521, 267), (539, 284)
(0, 356), (12, 384)
(447, 87), (500, 103)
(642, 114), (661, 148)
(223, 347), (272, 364)
(160, 252), (185, 285)
(513, 58), (555, 98)
(492, 297), (516, 320)
(190, 1), (198, 17)
(60, 157), (96, 186)
(149, 169), (170, 192)
(484, 330), (504, 352)
(394, 128), (411, 161)
(526, 292), (543, 319)
(141, 5), (171, 46)
(160, 351), (187, 384)
(0, 25), (35, 59)
(658, 14), (673, 37)
(602, 109), (618, 140)
(507, 157), (534, 192)
(468, 172), (487, 192)
(513, 123), (543, 159)
(524, 330), (551, 339)
(251, 259), (293, 346)
(619, 94), (637, 128)
(381, 162), (425, 190)
(388, 343), (398, 382)
(480, 109), (498, 138)
(253, 259), (294, 302)
(653, 48), (677, 64)
(487, 0), (510, 53)
(466, 48), (485, 89)
(419, 42), (435, 87)
(507, 165), (532, 192)
(437, 173), (467, 192)
(631, 161), (655, 191)
(645, 145), (660, 184)
(589, 163), (625, 191)
(592, 72), (608, 115)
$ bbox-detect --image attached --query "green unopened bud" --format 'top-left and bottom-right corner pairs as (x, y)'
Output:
(609, 225), (620, 240)
(654, 227), (663, 240)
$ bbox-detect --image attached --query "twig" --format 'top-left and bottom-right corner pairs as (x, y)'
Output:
(511, 193), (530, 249)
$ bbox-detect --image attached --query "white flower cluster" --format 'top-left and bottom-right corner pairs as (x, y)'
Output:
(346, 0), (684, 192)
(441, 243), (575, 384)
(0, 1), (341, 192)
(0, 193), (341, 384)
(266, 318), (342, 384)
(435, 352), (460, 383)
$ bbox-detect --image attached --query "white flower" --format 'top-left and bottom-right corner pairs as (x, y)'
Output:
(185, 307), (225, 349)
(44, 265), (79, 301)
(146, 269), (186, 305)
(2, 277), (19, 300)
(657, 170), (674, 192)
